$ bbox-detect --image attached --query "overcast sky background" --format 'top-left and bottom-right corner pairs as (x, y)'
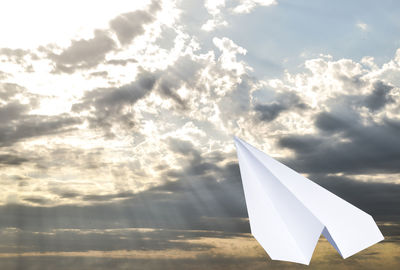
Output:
(0, 0), (399, 269)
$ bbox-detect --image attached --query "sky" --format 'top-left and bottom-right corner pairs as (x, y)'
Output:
(0, 0), (399, 269)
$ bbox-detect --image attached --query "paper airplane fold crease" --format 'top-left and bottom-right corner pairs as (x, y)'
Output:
(234, 137), (383, 265)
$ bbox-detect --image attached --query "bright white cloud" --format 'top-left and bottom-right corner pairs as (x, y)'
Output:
(213, 37), (248, 74)
(201, 0), (277, 31)
(202, 0), (227, 31)
(204, 0), (226, 16)
(232, 0), (277, 14)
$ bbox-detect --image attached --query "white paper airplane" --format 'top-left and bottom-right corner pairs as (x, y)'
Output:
(234, 137), (384, 265)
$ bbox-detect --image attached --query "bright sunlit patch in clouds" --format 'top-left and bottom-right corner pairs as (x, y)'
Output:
(0, 0), (150, 49)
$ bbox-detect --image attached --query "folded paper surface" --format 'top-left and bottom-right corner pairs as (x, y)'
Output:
(234, 137), (384, 265)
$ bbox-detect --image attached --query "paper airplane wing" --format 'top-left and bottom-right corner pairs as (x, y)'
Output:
(234, 137), (383, 265)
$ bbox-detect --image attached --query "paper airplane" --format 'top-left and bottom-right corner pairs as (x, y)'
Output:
(234, 137), (384, 265)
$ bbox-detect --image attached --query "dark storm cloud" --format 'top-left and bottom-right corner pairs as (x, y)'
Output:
(168, 137), (201, 158)
(309, 174), (400, 220)
(314, 112), (349, 132)
(254, 92), (307, 122)
(0, 138), (248, 232)
(0, 171), (248, 232)
(110, 11), (153, 45)
(325, 80), (395, 113)
(159, 79), (187, 108)
(363, 81), (394, 111)
(89, 71), (108, 78)
(0, 154), (28, 166)
(279, 135), (323, 153)
(254, 102), (286, 122)
(109, 0), (161, 45)
(72, 55), (204, 136)
(277, 80), (400, 175)
(22, 196), (51, 205)
(0, 83), (39, 114)
(157, 55), (203, 110)
(0, 114), (81, 147)
(56, 191), (81, 199)
(75, 71), (156, 109)
(4, 133), (398, 232)
(106, 58), (137, 66)
(0, 82), (80, 147)
(166, 138), (233, 180)
(0, 102), (30, 122)
(81, 192), (134, 202)
(72, 70), (157, 136)
(48, 30), (116, 73)
(279, 114), (400, 174)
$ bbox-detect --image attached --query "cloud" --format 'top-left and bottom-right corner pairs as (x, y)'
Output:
(0, 101), (30, 122)
(110, 11), (154, 45)
(72, 70), (157, 136)
(363, 81), (394, 111)
(157, 55), (203, 109)
(213, 37), (247, 73)
(69, 51), (218, 136)
(0, 5), (399, 265)
(0, 135), (248, 232)
(254, 91), (307, 122)
(279, 113), (400, 175)
(0, 154), (28, 166)
(262, 54), (400, 176)
(232, 0), (277, 14)
(88, 71), (108, 78)
(201, 0), (277, 31)
(0, 70), (9, 80)
(1, 150), (399, 231)
(307, 174), (400, 222)
(254, 102), (286, 121)
(110, 0), (160, 45)
(0, 82), (81, 147)
(42, 1), (161, 74)
(0, 83), (25, 100)
(202, 0), (227, 31)
(0, 48), (34, 65)
(0, 114), (81, 147)
(0, 48), (38, 73)
(0, 160), (247, 232)
(47, 30), (116, 73)
(106, 58), (137, 66)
